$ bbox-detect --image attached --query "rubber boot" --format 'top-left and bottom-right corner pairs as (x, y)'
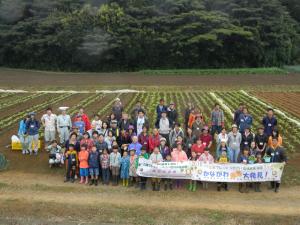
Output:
(123, 179), (125, 187)
(152, 182), (156, 191)
(188, 183), (193, 191)
(217, 183), (222, 192)
(245, 184), (249, 193)
(156, 182), (160, 191)
(169, 183), (173, 190)
(224, 183), (228, 191)
(164, 183), (168, 191)
(239, 183), (243, 193)
(275, 183), (280, 193)
(192, 182), (196, 192)
(125, 179), (129, 187)
(89, 179), (94, 186)
(94, 179), (98, 186)
(256, 183), (261, 192)
(269, 181), (275, 190)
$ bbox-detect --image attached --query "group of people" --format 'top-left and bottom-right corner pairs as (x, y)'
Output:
(17, 98), (287, 193)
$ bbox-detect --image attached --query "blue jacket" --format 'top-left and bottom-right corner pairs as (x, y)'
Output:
(128, 142), (142, 156)
(238, 114), (253, 133)
(18, 120), (27, 135)
(262, 116), (277, 136)
(88, 151), (100, 168)
(156, 105), (167, 119)
(26, 119), (40, 135)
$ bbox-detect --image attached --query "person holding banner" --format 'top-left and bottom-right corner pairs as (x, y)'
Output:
(217, 150), (230, 191)
(188, 151), (198, 192)
(149, 147), (163, 191)
(266, 138), (287, 192)
(137, 147), (149, 190)
(171, 143), (188, 189)
(239, 148), (251, 193)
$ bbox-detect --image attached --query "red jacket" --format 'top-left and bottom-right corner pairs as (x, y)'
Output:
(138, 133), (150, 152)
(81, 113), (91, 131)
(149, 134), (161, 153)
(191, 144), (205, 155)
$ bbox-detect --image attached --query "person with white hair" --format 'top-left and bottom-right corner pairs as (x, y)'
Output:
(57, 107), (72, 146)
(128, 135), (142, 156)
(41, 107), (57, 150)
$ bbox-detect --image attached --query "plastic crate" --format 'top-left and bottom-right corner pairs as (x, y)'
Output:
(11, 140), (42, 151)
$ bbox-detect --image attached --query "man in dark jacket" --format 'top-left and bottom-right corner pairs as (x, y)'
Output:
(118, 113), (132, 131)
(167, 102), (178, 128)
(234, 103), (244, 127)
(262, 108), (277, 137)
(134, 109), (149, 136)
(266, 137), (287, 192)
(95, 134), (108, 154)
(155, 99), (167, 128)
(26, 112), (40, 155)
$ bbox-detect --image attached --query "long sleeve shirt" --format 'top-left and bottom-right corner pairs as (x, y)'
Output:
(109, 152), (121, 167)
(211, 109), (224, 126)
(57, 114), (72, 130)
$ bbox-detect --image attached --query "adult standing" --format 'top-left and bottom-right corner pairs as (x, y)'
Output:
(112, 98), (123, 121)
(184, 102), (194, 129)
(262, 108), (277, 137)
(41, 107), (57, 150)
(131, 100), (146, 120)
(199, 126), (213, 149)
(155, 99), (167, 128)
(18, 115), (30, 154)
(238, 107), (253, 133)
(266, 138), (287, 192)
(149, 128), (161, 153)
(234, 103), (244, 127)
(134, 109), (149, 137)
(77, 107), (91, 131)
(169, 123), (184, 147)
(167, 102), (178, 128)
(255, 127), (268, 156)
(191, 114), (204, 139)
(158, 111), (171, 146)
(26, 112), (40, 155)
(227, 124), (242, 163)
(57, 107), (72, 146)
(210, 103), (224, 135)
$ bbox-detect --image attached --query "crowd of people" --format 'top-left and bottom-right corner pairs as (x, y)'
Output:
(17, 98), (287, 193)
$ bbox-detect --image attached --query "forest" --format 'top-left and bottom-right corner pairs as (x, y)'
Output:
(0, 0), (299, 71)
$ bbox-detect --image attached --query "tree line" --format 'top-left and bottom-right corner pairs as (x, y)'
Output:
(0, 0), (299, 71)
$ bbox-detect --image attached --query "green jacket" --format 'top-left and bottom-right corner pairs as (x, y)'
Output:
(135, 153), (149, 168)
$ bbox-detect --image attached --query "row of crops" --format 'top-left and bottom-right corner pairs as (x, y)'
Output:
(0, 91), (299, 153)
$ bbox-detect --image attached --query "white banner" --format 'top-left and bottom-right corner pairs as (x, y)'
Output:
(136, 159), (285, 182)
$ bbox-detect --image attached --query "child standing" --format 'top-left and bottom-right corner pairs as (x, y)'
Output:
(64, 144), (78, 183)
(78, 145), (89, 184)
(110, 145), (121, 186)
(217, 150), (230, 191)
(149, 147), (163, 191)
(120, 151), (130, 187)
(239, 147), (250, 193)
(254, 152), (263, 192)
(188, 151), (198, 192)
(129, 149), (138, 187)
(100, 148), (110, 185)
(198, 147), (214, 189)
(88, 146), (100, 186)
(137, 147), (149, 190)
(163, 154), (173, 191)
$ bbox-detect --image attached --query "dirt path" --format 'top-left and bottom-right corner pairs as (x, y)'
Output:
(0, 170), (299, 217)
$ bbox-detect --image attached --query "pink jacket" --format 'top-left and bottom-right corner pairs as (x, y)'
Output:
(198, 153), (214, 164)
(171, 149), (188, 162)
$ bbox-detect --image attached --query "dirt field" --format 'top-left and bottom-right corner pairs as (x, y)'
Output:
(1, 69), (300, 225)
(252, 92), (300, 118)
(0, 68), (300, 89)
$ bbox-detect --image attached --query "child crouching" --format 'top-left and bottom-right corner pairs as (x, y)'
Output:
(47, 140), (64, 168)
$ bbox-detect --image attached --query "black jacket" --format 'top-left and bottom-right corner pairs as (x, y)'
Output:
(266, 146), (287, 163)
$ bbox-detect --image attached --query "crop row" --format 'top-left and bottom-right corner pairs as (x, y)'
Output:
(0, 93), (47, 110)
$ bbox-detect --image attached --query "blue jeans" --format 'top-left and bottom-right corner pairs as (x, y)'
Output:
(102, 168), (110, 183)
(230, 149), (240, 163)
(211, 125), (222, 135)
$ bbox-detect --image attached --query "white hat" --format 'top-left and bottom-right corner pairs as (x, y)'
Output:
(221, 139), (227, 143)
(115, 98), (121, 101)
(59, 106), (69, 111)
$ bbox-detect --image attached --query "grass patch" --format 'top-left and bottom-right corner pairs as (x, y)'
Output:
(141, 67), (288, 75)
(284, 65), (300, 73)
